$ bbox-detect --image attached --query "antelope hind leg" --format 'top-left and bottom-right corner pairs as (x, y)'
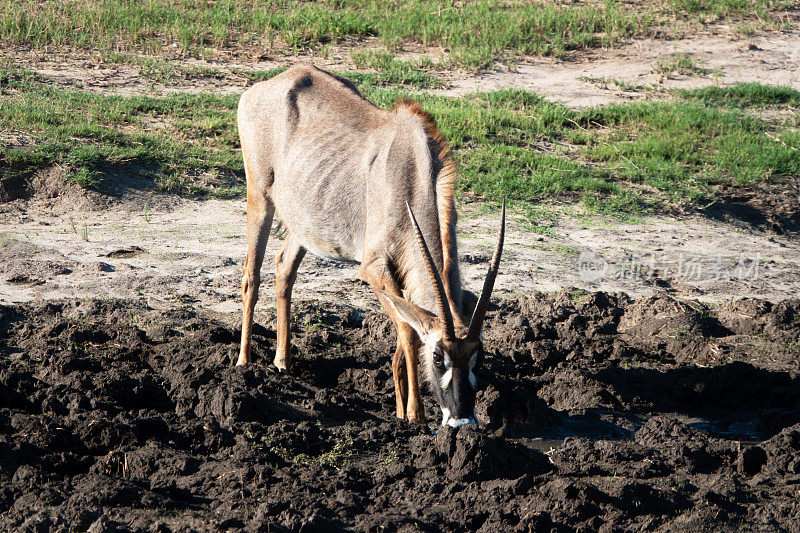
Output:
(238, 196), (275, 366)
(274, 233), (306, 372)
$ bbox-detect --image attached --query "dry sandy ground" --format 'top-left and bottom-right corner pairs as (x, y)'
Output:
(2, 25), (799, 314)
(1, 186), (797, 317)
(7, 26), (800, 108)
(437, 28), (800, 107)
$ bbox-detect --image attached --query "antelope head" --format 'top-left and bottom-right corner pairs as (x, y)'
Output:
(378, 201), (505, 428)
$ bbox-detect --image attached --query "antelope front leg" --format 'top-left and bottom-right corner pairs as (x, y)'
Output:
(401, 328), (426, 423)
(392, 342), (408, 419)
(238, 196), (274, 366)
(274, 234), (306, 372)
(387, 316), (425, 423)
(361, 260), (425, 423)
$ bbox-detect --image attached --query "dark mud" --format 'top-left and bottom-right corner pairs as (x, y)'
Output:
(1, 289), (799, 531)
(700, 180), (800, 234)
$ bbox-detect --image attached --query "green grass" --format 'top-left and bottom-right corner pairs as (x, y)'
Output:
(0, 0), (658, 69)
(577, 100), (799, 202)
(679, 83), (800, 108)
(0, 63), (243, 196)
(1, 0), (790, 72)
(2, 63), (798, 214)
(232, 67), (288, 84)
(668, 0), (790, 22)
(100, 52), (230, 84)
(236, 64), (442, 90)
(578, 75), (664, 93)
(268, 429), (359, 469)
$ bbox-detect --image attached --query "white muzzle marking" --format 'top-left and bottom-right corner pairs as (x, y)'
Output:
(447, 417), (477, 428)
(441, 408), (451, 427)
(441, 408), (478, 428)
(468, 352), (478, 388)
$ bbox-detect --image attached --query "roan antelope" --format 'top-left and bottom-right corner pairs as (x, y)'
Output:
(237, 64), (504, 427)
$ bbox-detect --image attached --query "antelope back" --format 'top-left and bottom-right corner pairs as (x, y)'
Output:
(237, 64), (462, 315)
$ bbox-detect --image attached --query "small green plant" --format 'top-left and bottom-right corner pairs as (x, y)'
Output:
(654, 53), (709, 78)
(67, 167), (102, 188)
(136, 57), (179, 83)
(569, 288), (590, 303)
(270, 429), (358, 469)
(372, 448), (400, 473)
(66, 216), (90, 241)
(578, 75), (665, 94)
(517, 203), (559, 237)
(712, 66), (724, 86)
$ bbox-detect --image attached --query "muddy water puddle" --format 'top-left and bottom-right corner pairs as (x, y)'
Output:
(519, 414), (766, 458)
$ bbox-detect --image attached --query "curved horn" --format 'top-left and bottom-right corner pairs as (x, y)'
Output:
(406, 202), (455, 340)
(467, 199), (505, 341)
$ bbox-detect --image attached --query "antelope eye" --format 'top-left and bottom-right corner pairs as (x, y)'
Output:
(432, 349), (444, 366)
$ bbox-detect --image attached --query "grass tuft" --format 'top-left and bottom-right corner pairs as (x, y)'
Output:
(350, 50), (444, 88)
(679, 83), (800, 108)
(654, 53), (709, 78)
(668, 0), (783, 21)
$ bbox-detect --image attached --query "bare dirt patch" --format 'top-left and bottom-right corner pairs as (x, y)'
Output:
(437, 27), (800, 107)
(1, 180), (798, 313)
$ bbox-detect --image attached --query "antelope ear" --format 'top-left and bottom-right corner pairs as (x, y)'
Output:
(376, 290), (439, 341)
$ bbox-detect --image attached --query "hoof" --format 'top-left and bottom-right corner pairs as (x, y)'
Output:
(406, 411), (427, 425)
(272, 355), (289, 373)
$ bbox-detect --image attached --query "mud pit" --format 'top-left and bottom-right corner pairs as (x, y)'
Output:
(1, 290), (799, 531)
